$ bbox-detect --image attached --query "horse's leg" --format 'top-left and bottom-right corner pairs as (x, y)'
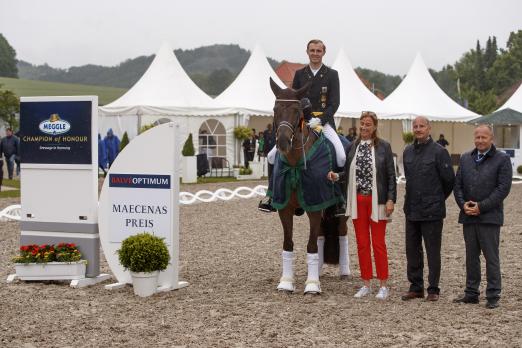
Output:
(304, 210), (322, 294)
(338, 216), (352, 278)
(277, 198), (296, 292)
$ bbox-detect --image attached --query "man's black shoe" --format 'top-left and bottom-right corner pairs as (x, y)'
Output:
(294, 208), (305, 216)
(486, 299), (499, 309)
(258, 197), (276, 213)
(334, 202), (346, 217)
(453, 295), (479, 304)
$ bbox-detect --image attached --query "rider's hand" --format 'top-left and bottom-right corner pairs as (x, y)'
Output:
(327, 171), (339, 182)
(308, 117), (322, 131)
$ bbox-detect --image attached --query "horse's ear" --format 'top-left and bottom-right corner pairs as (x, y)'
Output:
(269, 77), (282, 97)
(295, 82), (311, 100)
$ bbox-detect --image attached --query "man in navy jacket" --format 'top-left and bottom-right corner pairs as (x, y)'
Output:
(453, 124), (512, 309)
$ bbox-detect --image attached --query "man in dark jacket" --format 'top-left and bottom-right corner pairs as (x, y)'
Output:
(0, 128), (20, 179)
(453, 125), (512, 309)
(401, 116), (455, 302)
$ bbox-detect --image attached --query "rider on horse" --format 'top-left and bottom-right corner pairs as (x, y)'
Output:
(259, 39), (346, 216)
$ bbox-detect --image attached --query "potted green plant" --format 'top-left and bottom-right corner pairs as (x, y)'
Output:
(117, 233), (170, 297)
(12, 243), (87, 280)
(181, 133), (197, 183)
(234, 126), (252, 166)
(402, 131), (414, 145)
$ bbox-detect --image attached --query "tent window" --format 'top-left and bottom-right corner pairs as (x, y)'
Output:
(199, 119), (226, 159)
(494, 125), (520, 149)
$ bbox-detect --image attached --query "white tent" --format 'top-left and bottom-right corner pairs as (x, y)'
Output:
(332, 48), (386, 117)
(99, 42), (236, 165)
(215, 44), (286, 117)
(498, 83), (522, 112)
(382, 53), (478, 122)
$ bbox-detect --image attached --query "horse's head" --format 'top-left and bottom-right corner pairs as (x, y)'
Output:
(270, 78), (310, 155)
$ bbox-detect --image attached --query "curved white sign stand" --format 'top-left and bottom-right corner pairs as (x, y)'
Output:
(99, 123), (187, 291)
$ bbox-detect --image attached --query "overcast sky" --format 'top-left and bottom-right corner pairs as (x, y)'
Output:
(1, 0), (520, 75)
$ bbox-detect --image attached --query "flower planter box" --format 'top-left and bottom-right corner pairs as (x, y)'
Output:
(14, 261), (87, 280)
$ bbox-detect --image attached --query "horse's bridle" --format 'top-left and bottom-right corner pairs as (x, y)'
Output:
(274, 99), (306, 149)
(274, 99), (314, 168)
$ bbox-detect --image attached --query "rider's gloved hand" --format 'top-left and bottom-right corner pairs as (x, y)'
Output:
(308, 117), (322, 132)
(300, 98), (312, 120)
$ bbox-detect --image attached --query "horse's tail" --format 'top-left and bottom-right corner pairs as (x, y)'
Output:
(321, 206), (339, 264)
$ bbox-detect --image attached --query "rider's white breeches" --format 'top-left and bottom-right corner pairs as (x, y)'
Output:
(322, 124), (346, 167)
(267, 145), (277, 165)
(267, 124), (346, 167)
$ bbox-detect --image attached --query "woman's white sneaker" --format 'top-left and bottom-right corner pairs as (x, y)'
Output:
(354, 286), (371, 298)
(375, 287), (389, 300)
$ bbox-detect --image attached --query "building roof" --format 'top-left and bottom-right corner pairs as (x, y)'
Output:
(275, 61), (306, 88)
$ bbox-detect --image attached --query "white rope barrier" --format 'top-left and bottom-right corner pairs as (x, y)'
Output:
(179, 185), (267, 205)
(0, 204), (21, 221)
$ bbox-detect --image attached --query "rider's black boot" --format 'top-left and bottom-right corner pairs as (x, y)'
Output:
(258, 196), (276, 213)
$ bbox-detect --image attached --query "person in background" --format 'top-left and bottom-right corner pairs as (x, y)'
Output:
(401, 116), (455, 302)
(257, 131), (265, 162)
(0, 128), (20, 180)
(437, 134), (449, 148)
(103, 128), (120, 168)
(337, 126), (345, 136)
(98, 133), (108, 176)
(327, 111), (396, 300)
(14, 129), (21, 177)
(453, 125), (512, 309)
(346, 127), (357, 142)
(242, 131), (256, 168)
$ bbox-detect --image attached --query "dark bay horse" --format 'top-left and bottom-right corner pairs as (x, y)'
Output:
(269, 78), (349, 294)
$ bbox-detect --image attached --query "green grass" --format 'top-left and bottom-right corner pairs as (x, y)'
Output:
(0, 178), (20, 198)
(0, 189), (20, 198)
(196, 176), (238, 184)
(0, 77), (128, 105)
(2, 179), (20, 188)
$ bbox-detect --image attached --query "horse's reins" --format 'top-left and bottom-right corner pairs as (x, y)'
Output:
(274, 99), (313, 169)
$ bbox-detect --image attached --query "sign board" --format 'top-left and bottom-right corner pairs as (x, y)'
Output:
(98, 122), (186, 291)
(108, 173), (172, 244)
(18, 96), (103, 283)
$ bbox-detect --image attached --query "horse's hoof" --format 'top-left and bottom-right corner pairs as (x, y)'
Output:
(339, 273), (353, 280)
(277, 277), (295, 292)
(304, 280), (321, 294)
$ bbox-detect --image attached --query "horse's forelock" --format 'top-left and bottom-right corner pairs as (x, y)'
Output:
(278, 88), (299, 100)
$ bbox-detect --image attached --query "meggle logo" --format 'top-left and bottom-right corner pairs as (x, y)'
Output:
(39, 113), (71, 135)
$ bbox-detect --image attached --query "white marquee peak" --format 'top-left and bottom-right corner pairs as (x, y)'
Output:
(382, 52), (478, 121)
(215, 44), (286, 116)
(332, 48), (385, 117)
(101, 41), (221, 112)
(498, 83), (522, 112)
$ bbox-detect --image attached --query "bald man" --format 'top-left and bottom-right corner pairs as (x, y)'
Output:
(453, 125), (512, 309)
(401, 116), (455, 302)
